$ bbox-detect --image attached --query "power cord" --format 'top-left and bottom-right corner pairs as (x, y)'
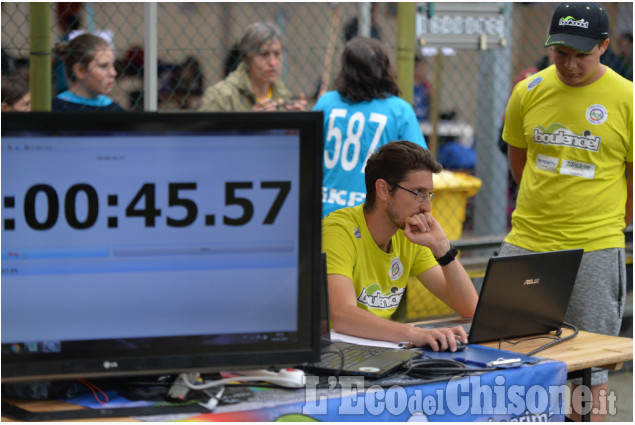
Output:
(399, 355), (496, 381)
(300, 336), (345, 377)
(494, 323), (578, 357)
(523, 322), (578, 356)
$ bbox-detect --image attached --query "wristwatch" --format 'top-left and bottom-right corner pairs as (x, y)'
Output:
(435, 245), (458, 266)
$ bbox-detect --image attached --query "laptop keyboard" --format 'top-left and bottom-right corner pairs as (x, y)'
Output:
(415, 320), (472, 332)
(316, 343), (396, 370)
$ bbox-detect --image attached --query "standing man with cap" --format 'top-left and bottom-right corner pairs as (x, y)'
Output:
(500, 2), (632, 421)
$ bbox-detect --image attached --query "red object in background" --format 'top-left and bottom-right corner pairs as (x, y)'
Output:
(57, 2), (83, 33)
(513, 66), (539, 86)
(124, 45), (144, 69)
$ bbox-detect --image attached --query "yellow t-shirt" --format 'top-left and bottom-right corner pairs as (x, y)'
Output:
(322, 205), (437, 320)
(503, 65), (633, 251)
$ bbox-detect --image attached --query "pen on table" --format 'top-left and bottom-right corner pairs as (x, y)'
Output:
(454, 357), (488, 367)
(455, 357), (523, 367)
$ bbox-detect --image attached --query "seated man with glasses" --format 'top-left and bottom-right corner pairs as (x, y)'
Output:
(322, 140), (478, 351)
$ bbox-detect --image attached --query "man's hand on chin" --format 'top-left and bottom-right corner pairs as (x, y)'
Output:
(403, 212), (450, 255)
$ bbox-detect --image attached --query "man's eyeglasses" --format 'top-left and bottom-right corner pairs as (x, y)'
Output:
(385, 180), (435, 202)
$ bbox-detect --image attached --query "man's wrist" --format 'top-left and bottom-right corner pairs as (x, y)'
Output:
(430, 240), (451, 258)
(435, 245), (458, 266)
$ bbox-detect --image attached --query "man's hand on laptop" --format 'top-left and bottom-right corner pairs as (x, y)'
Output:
(406, 326), (468, 352)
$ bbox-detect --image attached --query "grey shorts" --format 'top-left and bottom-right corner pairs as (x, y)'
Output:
(498, 242), (627, 386)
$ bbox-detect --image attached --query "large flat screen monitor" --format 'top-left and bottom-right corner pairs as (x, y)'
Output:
(1, 112), (323, 389)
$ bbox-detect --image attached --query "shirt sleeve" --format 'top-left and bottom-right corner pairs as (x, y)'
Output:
(321, 219), (356, 281)
(312, 92), (327, 112)
(399, 102), (428, 149)
(627, 114), (633, 163)
(409, 242), (437, 277)
(199, 85), (230, 112)
(502, 84), (527, 149)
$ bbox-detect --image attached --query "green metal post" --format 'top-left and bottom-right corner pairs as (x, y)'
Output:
(29, 2), (51, 111)
(396, 2), (416, 105)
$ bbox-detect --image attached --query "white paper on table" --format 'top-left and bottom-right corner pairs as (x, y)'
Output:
(329, 330), (402, 349)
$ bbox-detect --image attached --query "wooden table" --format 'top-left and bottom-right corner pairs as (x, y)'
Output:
(478, 328), (632, 374)
(413, 317), (632, 374)
(480, 328), (633, 422)
(413, 319), (633, 422)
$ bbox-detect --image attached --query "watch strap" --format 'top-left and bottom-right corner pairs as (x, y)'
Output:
(435, 245), (458, 266)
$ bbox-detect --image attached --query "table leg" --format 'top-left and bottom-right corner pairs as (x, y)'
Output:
(567, 369), (592, 422)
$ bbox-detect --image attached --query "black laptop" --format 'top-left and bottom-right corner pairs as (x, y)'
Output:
(416, 249), (584, 344)
(300, 254), (417, 378)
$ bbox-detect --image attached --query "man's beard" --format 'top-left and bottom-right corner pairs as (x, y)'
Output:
(385, 202), (406, 230)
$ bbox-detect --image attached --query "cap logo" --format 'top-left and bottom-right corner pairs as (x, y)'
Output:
(559, 16), (589, 29)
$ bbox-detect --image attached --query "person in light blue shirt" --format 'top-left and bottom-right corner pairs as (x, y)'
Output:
(314, 37), (427, 218)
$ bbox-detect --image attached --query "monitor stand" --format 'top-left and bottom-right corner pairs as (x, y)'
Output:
(2, 399), (212, 421)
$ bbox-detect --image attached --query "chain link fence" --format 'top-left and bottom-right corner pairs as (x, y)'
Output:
(2, 2), (633, 250)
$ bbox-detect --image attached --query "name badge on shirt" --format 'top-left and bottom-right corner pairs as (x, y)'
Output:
(536, 154), (558, 173)
(560, 160), (596, 179)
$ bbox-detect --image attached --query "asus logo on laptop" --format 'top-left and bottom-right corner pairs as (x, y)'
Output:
(523, 278), (540, 286)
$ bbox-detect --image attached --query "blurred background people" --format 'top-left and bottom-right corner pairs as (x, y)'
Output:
(199, 22), (306, 112)
(52, 2), (84, 94)
(222, 42), (242, 78)
(601, 30), (633, 81)
(52, 33), (124, 111)
(314, 37), (427, 218)
(413, 50), (433, 122)
(343, 3), (381, 42)
(1, 75), (30, 111)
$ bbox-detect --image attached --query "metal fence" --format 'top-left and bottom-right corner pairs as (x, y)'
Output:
(2, 2), (633, 244)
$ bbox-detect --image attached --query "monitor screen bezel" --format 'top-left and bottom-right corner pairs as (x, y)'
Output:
(1, 111), (323, 383)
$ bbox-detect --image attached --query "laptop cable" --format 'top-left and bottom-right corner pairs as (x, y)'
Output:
(523, 322), (579, 356)
(400, 356), (497, 381)
(497, 322), (579, 357)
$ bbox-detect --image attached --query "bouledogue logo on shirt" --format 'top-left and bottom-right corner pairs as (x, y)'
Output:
(533, 124), (601, 152)
(357, 283), (405, 310)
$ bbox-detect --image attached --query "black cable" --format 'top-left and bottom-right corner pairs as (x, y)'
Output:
(319, 348), (345, 377)
(401, 357), (496, 381)
(300, 336), (345, 377)
(524, 322), (579, 357)
(381, 350), (429, 381)
(501, 334), (560, 347)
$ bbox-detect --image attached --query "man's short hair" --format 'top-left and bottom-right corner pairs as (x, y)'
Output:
(364, 141), (442, 210)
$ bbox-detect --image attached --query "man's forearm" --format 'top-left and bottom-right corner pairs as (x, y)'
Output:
(439, 260), (478, 318)
(330, 304), (418, 344)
